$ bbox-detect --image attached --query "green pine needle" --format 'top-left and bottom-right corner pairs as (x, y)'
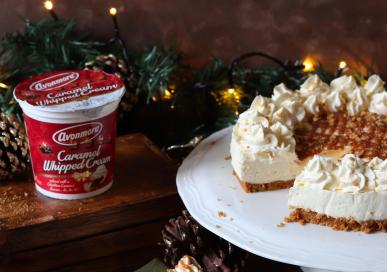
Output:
(134, 46), (180, 103)
(1, 19), (102, 84)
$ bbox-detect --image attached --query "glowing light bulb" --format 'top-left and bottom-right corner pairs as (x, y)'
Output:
(164, 89), (172, 99)
(109, 7), (117, 16)
(227, 88), (235, 94)
(0, 83), (9, 89)
(44, 0), (53, 10)
(339, 61), (347, 69)
(302, 57), (315, 72)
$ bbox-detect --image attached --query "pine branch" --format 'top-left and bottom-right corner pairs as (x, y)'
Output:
(134, 46), (180, 103)
(0, 19), (103, 84)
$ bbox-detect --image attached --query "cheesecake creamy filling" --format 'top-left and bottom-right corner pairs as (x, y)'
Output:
(288, 187), (387, 221)
(289, 154), (387, 221)
(230, 136), (302, 184)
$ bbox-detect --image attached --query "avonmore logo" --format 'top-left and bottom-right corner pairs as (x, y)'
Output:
(29, 72), (79, 91)
(52, 122), (103, 146)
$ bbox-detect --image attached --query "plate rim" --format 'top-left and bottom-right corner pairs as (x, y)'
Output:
(177, 127), (387, 272)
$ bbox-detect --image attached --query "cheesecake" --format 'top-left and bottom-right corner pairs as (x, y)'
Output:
(287, 154), (387, 232)
(231, 74), (387, 192)
(230, 104), (302, 191)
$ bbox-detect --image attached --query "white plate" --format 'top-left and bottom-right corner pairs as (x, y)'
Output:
(177, 127), (387, 272)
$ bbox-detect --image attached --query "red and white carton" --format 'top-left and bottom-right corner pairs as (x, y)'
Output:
(14, 70), (125, 199)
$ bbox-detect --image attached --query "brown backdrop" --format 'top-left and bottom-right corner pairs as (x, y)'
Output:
(1, 0), (386, 76)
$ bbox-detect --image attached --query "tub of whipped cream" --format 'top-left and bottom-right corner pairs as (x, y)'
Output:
(14, 70), (125, 199)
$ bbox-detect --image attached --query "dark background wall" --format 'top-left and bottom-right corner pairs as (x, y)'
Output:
(0, 0), (386, 76)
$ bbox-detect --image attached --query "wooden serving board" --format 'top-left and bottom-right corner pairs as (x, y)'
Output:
(0, 133), (183, 272)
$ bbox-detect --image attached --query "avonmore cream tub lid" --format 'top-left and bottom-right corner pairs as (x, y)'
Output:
(14, 70), (125, 113)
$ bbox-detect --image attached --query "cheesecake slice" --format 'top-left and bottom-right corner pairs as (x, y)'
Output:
(230, 104), (302, 192)
(287, 154), (387, 233)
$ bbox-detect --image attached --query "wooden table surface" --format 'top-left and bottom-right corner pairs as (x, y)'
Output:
(0, 134), (179, 230)
(0, 133), (300, 271)
(0, 133), (183, 271)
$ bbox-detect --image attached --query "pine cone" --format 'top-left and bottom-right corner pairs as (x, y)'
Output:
(85, 54), (138, 112)
(0, 113), (29, 181)
(160, 210), (248, 271)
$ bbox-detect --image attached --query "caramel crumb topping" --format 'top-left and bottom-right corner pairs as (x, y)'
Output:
(217, 211), (227, 218)
(295, 111), (387, 160)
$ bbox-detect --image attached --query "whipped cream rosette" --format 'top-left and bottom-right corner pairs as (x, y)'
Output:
(14, 70), (125, 199)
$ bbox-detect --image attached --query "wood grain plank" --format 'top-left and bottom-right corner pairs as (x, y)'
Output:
(2, 219), (167, 272)
(2, 195), (183, 253)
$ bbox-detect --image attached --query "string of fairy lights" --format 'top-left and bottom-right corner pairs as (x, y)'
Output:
(302, 57), (347, 73)
(40, 0), (351, 117)
(44, 1), (122, 34)
(42, 0), (349, 74)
